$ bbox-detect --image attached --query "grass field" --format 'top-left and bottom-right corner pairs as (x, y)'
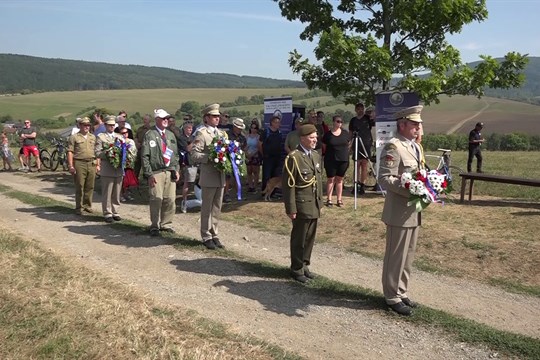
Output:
(1, 182), (539, 359)
(0, 225), (298, 359)
(2, 89), (540, 135)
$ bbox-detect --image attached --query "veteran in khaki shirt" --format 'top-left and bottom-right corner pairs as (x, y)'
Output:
(67, 117), (97, 215)
(378, 105), (425, 316)
(190, 103), (228, 250)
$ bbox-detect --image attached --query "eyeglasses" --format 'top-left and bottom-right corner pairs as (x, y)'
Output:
(82, 124), (91, 127)
(183, 118), (190, 121)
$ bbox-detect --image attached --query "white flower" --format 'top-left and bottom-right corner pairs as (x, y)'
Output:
(235, 160), (240, 165)
(225, 139), (230, 145)
(239, 149), (243, 155)
(221, 147), (226, 152)
(214, 158), (219, 163)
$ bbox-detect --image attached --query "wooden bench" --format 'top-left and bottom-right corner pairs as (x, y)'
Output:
(459, 173), (540, 203)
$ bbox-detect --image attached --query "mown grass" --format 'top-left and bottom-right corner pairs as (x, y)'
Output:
(1, 184), (540, 359)
(0, 88), (310, 121)
(0, 224), (300, 360)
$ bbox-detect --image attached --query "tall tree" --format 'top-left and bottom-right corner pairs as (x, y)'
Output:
(275, 0), (528, 105)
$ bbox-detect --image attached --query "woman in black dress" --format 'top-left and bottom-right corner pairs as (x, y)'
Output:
(322, 115), (350, 207)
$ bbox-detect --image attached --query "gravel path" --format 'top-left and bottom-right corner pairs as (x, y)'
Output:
(1, 171), (538, 359)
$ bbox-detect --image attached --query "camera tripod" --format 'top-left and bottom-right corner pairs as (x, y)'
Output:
(351, 133), (384, 210)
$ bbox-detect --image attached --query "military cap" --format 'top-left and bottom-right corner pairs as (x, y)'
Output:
(298, 124), (317, 137)
(394, 105), (423, 123)
(202, 103), (220, 116)
(79, 116), (91, 125)
(104, 115), (116, 125)
(476, 122), (484, 127)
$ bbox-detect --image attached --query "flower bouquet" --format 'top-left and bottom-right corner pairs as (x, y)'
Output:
(209, 136), (232, 174)
(209, 136), (246, 176)
(400, 169), (449, 212)
(104, 139), (122, 169)
(209, 135), (247, 200)
(226, 139), (247, 177)
(104, 138), (135, 170)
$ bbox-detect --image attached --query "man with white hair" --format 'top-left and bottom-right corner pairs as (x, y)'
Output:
(141, 109), (180, 236)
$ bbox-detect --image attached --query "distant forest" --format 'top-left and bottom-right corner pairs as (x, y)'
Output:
(1, 54), (539, 105)
(0, 54), (304, 93)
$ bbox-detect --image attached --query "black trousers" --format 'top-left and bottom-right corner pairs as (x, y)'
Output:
(467, 147), (483, 172)
(261, 156), (282, 191)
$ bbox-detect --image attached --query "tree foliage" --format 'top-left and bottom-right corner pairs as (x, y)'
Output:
(275, 0), (528, 105)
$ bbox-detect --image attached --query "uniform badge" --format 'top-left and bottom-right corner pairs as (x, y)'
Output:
(149, 140), (156, 148)
(385, 154), (395, 167)
(315, 163), (320, 169)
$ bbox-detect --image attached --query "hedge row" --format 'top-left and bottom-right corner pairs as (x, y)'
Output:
(422, 133), (540, 151)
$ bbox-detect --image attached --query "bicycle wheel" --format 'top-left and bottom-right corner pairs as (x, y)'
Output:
(50, 150), (59, 171)
(40, 149), (52, 169)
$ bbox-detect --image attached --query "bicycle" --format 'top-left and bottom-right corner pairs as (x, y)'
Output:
(49, 138), (69, 171)
(38, 142), (52, 170)
(424, 148), (464, 198)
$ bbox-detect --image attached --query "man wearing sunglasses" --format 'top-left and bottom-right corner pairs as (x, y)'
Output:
(141, 109), (180, 237)
(19, 119), (42, 172)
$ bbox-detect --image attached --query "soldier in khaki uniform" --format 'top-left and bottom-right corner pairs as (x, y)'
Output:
(141, 109), (180, 236)
(282, 124), (323, 283)
(67, 117), (97, 215)
(378, 105), (425, 316)
(95, 115), (124, 223)
(190, 103), (228, 250)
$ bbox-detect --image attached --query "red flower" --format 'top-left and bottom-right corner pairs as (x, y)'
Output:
(405, 182), (410, 189)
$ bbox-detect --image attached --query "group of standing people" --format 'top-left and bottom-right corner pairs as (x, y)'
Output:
(8, 103), (447, 318)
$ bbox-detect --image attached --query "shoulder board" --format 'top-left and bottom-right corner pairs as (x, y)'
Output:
(384, 142), (398, 151)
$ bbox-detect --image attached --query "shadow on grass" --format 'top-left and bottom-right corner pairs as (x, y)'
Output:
(171, 257), (383, 316)
(466, 198), (540, 209)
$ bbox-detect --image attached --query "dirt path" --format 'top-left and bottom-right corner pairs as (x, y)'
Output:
(1, 172), (538, 359)
(445, 100), (490, 135)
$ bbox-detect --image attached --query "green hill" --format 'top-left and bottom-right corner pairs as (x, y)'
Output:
(0, 54), (304, 93)
(476, 57), (540, 105)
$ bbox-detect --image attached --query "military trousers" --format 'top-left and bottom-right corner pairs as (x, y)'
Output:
(101, 175), (122, 219)
(200, 186), (224, 242)
(290, 218), (318, 276)
(148, 171), (176, 230)
(74, 159), (96, 211)
(382, 225), (419, 305)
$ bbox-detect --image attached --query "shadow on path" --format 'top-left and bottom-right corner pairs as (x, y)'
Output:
(16, 205), (196, 248)
(171, 257), (382, 316)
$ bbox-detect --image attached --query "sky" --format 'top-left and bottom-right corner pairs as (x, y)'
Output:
(1, 0), (539, 80)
